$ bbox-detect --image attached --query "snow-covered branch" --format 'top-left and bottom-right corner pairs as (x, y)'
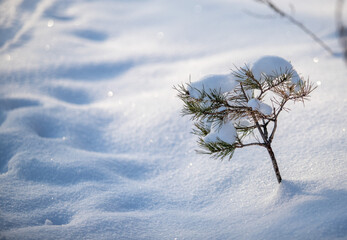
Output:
(176, 56), (316, 183)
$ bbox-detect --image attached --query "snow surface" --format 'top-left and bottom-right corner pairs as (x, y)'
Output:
(0, 0), (347, 239)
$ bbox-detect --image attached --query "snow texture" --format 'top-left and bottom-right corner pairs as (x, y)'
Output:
(251, 55), (302, 85)
(247, 98), (273, 116)
(0, 0), (346, 239)
(204, 121), (237, 144)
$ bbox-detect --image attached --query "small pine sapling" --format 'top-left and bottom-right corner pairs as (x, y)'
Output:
(175, 56), (316, 184)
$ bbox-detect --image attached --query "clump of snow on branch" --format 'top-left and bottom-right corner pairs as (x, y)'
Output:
(247, 98), (273, 116)
(177, 55), (313, 153)
(188, 74), (237, 99)
(187, 74), (239, 145)
(176, 55), (316, 184)
(251, 55), (303, 91)
(204, 121), (237, 144)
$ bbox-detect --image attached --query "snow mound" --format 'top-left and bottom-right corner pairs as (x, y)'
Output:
(0, 0), (346, 239)
(251, 56), (302, 85)
(270, 180), (308, 205)
(188, 74), (237, 99)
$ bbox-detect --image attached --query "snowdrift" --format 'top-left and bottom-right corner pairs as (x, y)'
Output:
(0, 0), (346, 239)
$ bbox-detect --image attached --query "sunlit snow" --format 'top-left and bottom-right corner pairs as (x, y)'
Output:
(204, 121), (237, 144)
(251, 55), (302, 85)
(188, 74), (237, 99)
(247, 98), (273, 116)
(0, 0), (346, 239)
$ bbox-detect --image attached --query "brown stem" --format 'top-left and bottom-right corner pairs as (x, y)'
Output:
(251, 112), (268, 144)
(265, 144), (282, 183)
(268, 118), (277, 144)
(240, 83), (282, 183)
(237, 142), (265, 148)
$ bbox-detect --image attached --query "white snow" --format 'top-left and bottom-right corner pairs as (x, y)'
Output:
(247, 98), (261, 110)
(204, 121), (237, 145)
(247, 98), (273, 116)
(0, 0), (346, 239)
(234, 118), (252, 128)
(259, 102), (273, 116)
(188, 74), (237, 99)
(251, 55), (302, 86)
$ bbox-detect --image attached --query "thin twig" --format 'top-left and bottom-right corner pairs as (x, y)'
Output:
(268, 118), (277, 144)
(336, 0), (347, 64)
(262, 119), (268, 139)
(238, 142), (265, 148)
(240, 83), (268, 144)
(251, 112), (269, 144)
(255, 0), (335, 56)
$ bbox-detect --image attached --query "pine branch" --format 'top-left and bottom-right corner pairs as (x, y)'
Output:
(174, 59), (316, 184)
(268, 118), (277, 144)
(192, 121), (211, 137)
(239, 142), (265, 147)
(197, 138), (237, 160)
(232, 66), (263, 91)
(262, 68), (293, 92)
